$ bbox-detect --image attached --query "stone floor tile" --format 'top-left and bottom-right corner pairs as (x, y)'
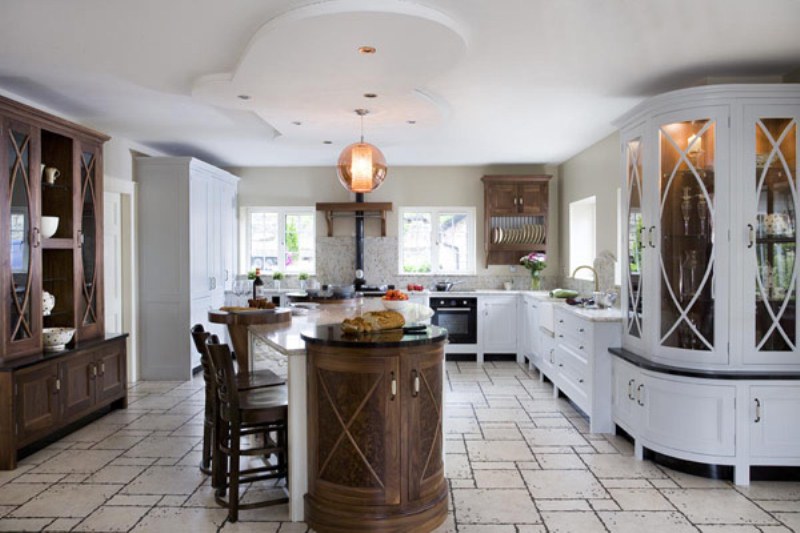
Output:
(85, 465), (147, 484)
(445, 417), (481, 434)
(757, 500), (800, 512)
(580, 453), (667, 479)
(129, 506), (227, 533)
(473, 469), (525, 488)
(535, 499), (592, 511)
(105, 494), (161, 506)
(276, 522), (310, 532)
(219, 522), (281, 532)
(445, 454), (471, 479)
(698, 526), (762, 533)
(10, 484), (120, 518)
(522, 470), (608, 499)
(123, 465), (204, 495)
(735, 481), (800, 500)
(59, 423), (123, 444)
(158, 495), (188, 506)
(773, 513), (800, 531)
(124, 435), (198, 458)
(32, 450), (121, 474)
(0, 482), (51, 505)
(91, 434), (148, 450)
(73, 506), (150, 532)
(521, 427), (589, 447)
(535, 453), (584, 470)
(608, 488), (676, 511)
(125, 414), (194, 431)
(452, 488), (540, 524)
(531, 417), (573, 428)
(474, 407), (529, 422)
(648, 477), (680, 488)
(664, 469), (732, 489)
(466, 440), (533, 462)
(541, 511), (607, 532)
(481, 427), (524, 440)
(450, 478), (476, 488)
(11, 473), (64, 484)
(590, 498), (620, 511)
(0, 518), (54, 531)
(662, 488), (777, 525)
(515, 526), (547, 533)
(598, 511), (698, 533)
(43, 517), (81, 531)
(458, 525), (516, 533)
(600, 478), (653, 489)
(472, 461), (517, 470)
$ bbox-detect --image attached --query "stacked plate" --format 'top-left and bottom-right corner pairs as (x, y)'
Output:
(492, 224), (546, 244)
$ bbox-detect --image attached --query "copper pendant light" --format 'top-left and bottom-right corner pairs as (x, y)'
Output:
(337, 109), (387, 193)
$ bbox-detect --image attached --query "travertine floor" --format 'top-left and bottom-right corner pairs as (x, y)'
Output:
(0, 361), (798, 532)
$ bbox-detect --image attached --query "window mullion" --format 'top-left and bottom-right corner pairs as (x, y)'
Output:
(431, 209), (439, 275)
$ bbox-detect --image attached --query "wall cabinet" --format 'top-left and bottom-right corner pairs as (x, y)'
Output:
(615, 85), (800, 484)
(481, 175), (551, 266)
(137, 157), (239, 380)
(305, 341), (447, 532)
(479, 295), (518, 356)
(1, 96), (108, 361)
(0, 335), (127, 469)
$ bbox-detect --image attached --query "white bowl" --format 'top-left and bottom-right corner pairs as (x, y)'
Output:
(42, 327), (75, 351)
(382, 299), (409, 311)
(41, 216), (59, 239)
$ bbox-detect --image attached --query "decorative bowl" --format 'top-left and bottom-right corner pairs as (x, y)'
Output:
(42, 291), (55, 316)
(42, 327), (75, 351)
(41, 216), (59, 239)
(382, 299), (408, 311)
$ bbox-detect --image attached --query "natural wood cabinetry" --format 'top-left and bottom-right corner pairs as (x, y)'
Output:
(305, 342), (447, 533)
(481, 175), (551, 266)
(15, 361), (60, 447)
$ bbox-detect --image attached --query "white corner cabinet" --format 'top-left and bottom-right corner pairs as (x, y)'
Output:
(615, 84), (800, 483)
(137, 157), (239, 380)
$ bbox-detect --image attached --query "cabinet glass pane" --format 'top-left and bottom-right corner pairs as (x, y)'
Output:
(80, 151), (98, 326)
(626, 139), (644, 338)
(659, 120), (716, 350)
(754, 118), (797, 352)
(8, 129), (34, 340)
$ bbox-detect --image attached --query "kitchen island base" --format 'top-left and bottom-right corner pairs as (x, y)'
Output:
(303, 327), (448, 533)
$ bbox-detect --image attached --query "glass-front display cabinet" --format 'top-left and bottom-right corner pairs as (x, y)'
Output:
(617, 86), (799, 370)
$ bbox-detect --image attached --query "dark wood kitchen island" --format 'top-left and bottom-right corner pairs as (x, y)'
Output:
(301, 325), (448, 533)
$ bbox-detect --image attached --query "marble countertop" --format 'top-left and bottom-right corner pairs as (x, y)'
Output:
(523, 291), (623, 323)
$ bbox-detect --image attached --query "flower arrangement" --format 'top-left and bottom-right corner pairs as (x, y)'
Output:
(520, 252), (546, 290)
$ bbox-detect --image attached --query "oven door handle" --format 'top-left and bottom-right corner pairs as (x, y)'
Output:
(432, 307), (473, 312)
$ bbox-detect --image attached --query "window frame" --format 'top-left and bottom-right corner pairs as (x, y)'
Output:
(240, 206), (316, 275)
(398, 206), (477, 276)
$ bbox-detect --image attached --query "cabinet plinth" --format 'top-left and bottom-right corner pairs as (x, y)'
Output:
(304, 337), (447, 533)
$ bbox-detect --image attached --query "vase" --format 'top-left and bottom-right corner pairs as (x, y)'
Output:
(530, 274), (541, 291)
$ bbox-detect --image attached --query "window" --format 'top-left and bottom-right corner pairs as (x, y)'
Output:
(399, 207), (476, 275)
(241, 207), (315, 275)
(569, 196), (596, 280)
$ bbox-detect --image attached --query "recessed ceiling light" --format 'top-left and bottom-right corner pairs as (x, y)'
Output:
(363, 93), (378, 98)
(358, 46), (376, 55)
(323, 140), (332, 145)
(407, 120), (417, 124)
(292, 121), (302, 126)
(237, 94), (250, 100)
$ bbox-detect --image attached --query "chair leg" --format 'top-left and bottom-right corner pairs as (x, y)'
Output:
(213, 418), (227, 494)
(229, 425), (241, 523)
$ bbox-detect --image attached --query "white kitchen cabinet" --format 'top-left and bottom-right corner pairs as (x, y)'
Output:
(137, 157), (239, 380)
(520, 295), (540, 366)
(612, 358), (641, 434)
(749, 385), (800, 460)
(479, 295), (517, 358)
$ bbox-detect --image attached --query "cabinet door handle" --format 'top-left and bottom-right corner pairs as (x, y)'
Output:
(32, 227), (41, 248)
(77, 229), (84, 248)
(627, 379), (635, 400)
(558, 334), (564, 338)
(99, 362), (105, 376)
(754, 398), (761, 423)
(519, 196), (524, 207)
(747, 224), (755, 248)
(412, 370), (420, 397)
(636, 383), (644, 406)
(578, 378), (584, 383)
(579, 345), (584, 351)
(54, 378), (61, 393)
(558, 319), (564, 324)
(578, 328), (585, 333)
(648, 226), (656, 248)
(558, 363), (563, 367)
(549, 349), (554, 364)
(90, 364), (97, 379)
(513, 197), (518, 206)
(390, 372), (397, 400)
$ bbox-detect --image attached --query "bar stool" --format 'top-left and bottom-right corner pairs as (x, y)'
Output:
(190, 324), (285, 475)
(206, 336), (289, 522)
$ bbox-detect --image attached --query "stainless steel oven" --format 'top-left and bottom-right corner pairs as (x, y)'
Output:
(430, 297), (477, 344)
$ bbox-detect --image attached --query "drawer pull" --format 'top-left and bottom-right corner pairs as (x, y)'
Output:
(754, 398), (761, 423)
(636, 383), (644, 406)
(390, 372), (397, 400)
(558, 319), (564, 324)
(627, 379), (635, 400)
(558, 334), (564, 338)
(412, 370), (420, 397)
(558, 363), (563, 367)
(747, 224), (755, 248)
(579, 328), (584, 333)
(579, 345), (584, 350)
(578, 378), (584, 384)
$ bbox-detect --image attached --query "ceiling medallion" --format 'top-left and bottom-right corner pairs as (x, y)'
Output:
(336, 109), (387, 193)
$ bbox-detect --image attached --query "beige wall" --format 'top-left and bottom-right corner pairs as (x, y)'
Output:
(558, 132), (621, 279)
(230, 164), (561, 279)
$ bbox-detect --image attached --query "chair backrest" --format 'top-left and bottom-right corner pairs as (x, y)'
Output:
(206, 335), (239, 418)
(190, 324), (214, 385)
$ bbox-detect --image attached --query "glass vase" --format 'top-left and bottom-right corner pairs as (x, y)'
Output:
(530, 273), (541, 291)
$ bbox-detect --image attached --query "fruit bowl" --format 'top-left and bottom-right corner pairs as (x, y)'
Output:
(382, 299), (408, 311)
(42, 327), (75, 351)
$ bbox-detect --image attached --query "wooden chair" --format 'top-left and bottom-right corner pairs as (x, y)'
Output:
(190, 324), (285, 475)
(206, 335), (289, 522)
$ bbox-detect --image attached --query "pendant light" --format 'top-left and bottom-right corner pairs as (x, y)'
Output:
(337, 109), (387, 193)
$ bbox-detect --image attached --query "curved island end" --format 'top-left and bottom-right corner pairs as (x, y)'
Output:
(301, 325), (449, 533)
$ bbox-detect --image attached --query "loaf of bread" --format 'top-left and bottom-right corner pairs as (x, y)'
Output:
(341, 311), (405, 334)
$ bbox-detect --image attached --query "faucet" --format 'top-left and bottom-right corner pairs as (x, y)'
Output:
(571, 265), (599, 292)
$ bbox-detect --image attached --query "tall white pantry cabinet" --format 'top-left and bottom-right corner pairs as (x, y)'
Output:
(137, 157), (239, 380)
(614, 84), (800, 484)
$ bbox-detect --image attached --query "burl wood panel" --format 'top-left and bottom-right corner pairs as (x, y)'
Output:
(306, 341), (447, 533)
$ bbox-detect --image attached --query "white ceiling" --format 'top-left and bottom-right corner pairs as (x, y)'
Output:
(0, 0), (798, 167)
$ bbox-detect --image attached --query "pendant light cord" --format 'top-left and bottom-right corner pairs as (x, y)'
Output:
(360, 112), (365, 143)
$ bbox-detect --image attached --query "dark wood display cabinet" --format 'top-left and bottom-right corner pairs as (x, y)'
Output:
(0, 95), (126, 469)
(303, 327), (448, 533)
(482, 174), (551, 266)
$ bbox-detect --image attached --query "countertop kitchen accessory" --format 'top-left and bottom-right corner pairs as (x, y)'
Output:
(434, 280), (464, 292)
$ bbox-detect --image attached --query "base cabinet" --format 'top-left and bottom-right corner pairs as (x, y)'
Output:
(0, 336), (127, 470)
(479, 295), (518, 357)
(305, 342), (447, 533)
(612, 356), (800, 484)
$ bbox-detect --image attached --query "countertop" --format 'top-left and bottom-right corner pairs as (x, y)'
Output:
(301, 324), (447, 348)
(522, 291), (624, 323)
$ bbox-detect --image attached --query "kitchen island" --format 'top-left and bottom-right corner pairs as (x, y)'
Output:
(248, 299), (446, 525)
